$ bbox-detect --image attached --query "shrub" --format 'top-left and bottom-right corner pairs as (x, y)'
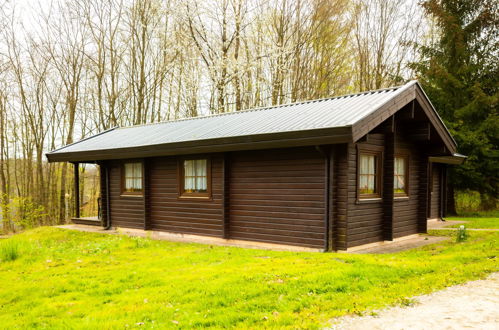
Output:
(456, 190), (498, 214)
(455, 190), (481, 214)
(10, 197), (47, 230)
(456, 225), (468, 243)
(131, 236), (151, 249)
(0, 239), (21, 262)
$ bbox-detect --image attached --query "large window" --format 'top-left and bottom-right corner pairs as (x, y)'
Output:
(179, 159), (211, 198)
(358, 152), (381, 198)
(394, 156), (408, 196)
(122, 162), (142, 195)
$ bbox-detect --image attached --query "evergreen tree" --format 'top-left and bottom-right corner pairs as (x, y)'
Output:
(412, 0), (498, 212)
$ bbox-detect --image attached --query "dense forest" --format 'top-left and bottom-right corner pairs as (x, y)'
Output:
(0, 0), (497, 232)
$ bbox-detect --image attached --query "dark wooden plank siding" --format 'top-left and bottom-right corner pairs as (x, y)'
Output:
(149, 155), (224, 237)
(108, 161), (144, 229)
(229, 147), (326, 248)
(347, 135), (385, 248)
(429, 164), (441, 219)
(393, 133), (421, 238)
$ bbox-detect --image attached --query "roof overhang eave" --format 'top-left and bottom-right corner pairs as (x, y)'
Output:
(429, 153), (467, 165)
(46, 126), (353, 163)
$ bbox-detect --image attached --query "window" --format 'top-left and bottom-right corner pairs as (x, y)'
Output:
(122, 162), (143, 194)
(179, 159), (211, 198)
(394, 156), (408, 196)
(358, 152), (381, 198)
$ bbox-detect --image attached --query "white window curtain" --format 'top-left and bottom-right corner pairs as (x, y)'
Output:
(359, 154), (375, 194)
(394, 157), (406, 192)
(124, 163), (142, 192)
(184, 159), (207, 193)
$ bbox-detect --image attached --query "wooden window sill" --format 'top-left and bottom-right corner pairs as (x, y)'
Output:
(356, 197), (382, 204)
(120, 194), (143, 198)
(394, 196), (409, 201)
(178, 195), (212, 201)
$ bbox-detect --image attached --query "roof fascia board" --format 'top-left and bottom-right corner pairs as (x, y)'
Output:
(48, 126), (118, 154)
(429, 154), (466, 165)
(352, 83), (417, 141)
(351, 82), (457, 155)
(413, 84), (457, 153)
(46, 126), (352, 162)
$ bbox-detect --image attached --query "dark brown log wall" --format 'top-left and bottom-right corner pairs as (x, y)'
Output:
(347, 135), (385, 248)
(229, 147), (326, 248)
(148, 155), (224, 237)
(108, 161), (145, 229)
(103, 136), (430, 249)
(429, 164), (441, 219)
(393, 133), (422, 238)
(345, 119), (430, 247)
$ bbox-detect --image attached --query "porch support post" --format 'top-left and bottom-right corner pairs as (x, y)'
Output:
(73, 162), (80, 219)
(382, 131), (395, 241)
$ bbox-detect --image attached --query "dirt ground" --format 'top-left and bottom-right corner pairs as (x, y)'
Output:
(330, 272), (499, 330)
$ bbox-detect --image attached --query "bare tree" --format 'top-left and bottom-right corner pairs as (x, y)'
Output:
(352, 0), (424, 90)
(41, 1), (88, 223)
(0, 0), (431, 231)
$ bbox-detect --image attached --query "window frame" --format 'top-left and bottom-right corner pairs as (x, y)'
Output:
(121, 161), (144, 197)
(177, 157), (212, 200)
(394, 153), (410, 197)
(357, 146), (383, 200)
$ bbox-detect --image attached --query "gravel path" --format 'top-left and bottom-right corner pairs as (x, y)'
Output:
(330, 273), (499, 330)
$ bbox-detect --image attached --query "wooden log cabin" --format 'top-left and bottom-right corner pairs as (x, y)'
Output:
(47, 81), (465, 251)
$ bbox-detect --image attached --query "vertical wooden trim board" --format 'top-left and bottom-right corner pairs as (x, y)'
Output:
(382, 132), (394, 241)
(333, 144), (349, 250)
(222, 153), (231, 239)
(418, 157), (429, 232)
(143, 159), (151, 230)
(327, 147), (334, 251)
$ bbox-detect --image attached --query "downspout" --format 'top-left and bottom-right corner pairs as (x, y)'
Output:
(104, 165), (112, 230)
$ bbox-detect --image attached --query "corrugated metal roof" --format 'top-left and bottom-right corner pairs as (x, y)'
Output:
(49, 81), (417, 156)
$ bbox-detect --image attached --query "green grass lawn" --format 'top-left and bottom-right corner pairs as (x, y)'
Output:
(446, 212), (499, 229)
(0, 227), (497, 329)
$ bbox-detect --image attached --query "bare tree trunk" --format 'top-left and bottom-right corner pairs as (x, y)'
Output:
(0, 90), (10, 232)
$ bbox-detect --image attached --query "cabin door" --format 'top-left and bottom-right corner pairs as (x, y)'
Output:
(428, 164), (441, 219)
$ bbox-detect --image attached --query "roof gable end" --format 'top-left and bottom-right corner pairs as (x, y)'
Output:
(351, 81), (457, 154)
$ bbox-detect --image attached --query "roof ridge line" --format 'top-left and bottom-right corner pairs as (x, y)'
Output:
(117, 84), (406, 130)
